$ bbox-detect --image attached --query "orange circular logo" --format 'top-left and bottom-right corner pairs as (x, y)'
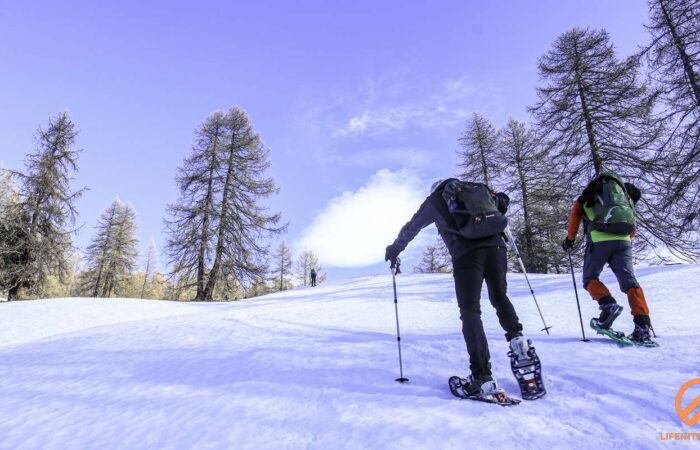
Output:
(676, 378), (700, 427)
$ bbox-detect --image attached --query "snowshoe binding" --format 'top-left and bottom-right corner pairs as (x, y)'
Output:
(448, 376), (521, 406)
(629, 324), (660, 348)
(590, 318), (633, 345)
(508, 336), (546, 400)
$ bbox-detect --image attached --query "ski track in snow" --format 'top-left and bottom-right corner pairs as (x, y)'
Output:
(1, 265), (699, 449)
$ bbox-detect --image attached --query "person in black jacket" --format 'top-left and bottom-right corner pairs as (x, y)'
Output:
(310, 268), (317, 287)
(385, 179), (532, 396)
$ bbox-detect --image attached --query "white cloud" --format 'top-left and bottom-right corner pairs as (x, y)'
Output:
(333, 105), (470, 138)
(444, 78), (478, 98)
(332, 76), (492, 137)
(329, 147), (435, 170)
(346, 113), (371, 134)
(294, 169), (429, 267)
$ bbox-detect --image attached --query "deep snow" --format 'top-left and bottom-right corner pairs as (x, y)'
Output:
(1, 265), (699, 449)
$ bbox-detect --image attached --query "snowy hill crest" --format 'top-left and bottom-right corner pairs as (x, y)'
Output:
(1, 265), (699, 449)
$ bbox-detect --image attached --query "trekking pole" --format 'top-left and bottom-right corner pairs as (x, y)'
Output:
(390, 258), (409, 383)
(567, 249), (589, 342)
(504, 226), (552, 334)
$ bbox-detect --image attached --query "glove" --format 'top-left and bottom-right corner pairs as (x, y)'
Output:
(562, 238), (575, 251)
(495, 192), (510, 214)
(385, 244), (400, 268)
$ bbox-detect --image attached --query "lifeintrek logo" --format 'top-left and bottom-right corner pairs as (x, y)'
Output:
(659, 378), (700, 441)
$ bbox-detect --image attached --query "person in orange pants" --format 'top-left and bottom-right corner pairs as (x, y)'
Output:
(562, 177), (653, 343)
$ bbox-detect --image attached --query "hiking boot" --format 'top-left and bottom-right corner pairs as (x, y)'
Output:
(633, 314), (651, 328)
(463, 375), (497, 397)
(597, 299), (623, 329)
(630, 324), (652, 344)
(509, 335), (533, 362)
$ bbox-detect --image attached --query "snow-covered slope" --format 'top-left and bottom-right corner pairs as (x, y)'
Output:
(1, 265), (699, 449)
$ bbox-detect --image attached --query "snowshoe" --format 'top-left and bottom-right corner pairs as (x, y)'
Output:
(508, 337), (546, 400)
(448, 376), (521, 406)
(590, 318), (633, 346)
(629, 325), (660, 348)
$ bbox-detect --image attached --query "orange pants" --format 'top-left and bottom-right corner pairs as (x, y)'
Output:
(586, 279), (649, 316)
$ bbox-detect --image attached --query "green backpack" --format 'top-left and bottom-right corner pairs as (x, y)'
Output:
(585, 172), (636, 235)
(441, 180), (508, 239)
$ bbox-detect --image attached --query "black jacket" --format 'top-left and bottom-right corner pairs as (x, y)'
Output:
(391, 180), (506, 267)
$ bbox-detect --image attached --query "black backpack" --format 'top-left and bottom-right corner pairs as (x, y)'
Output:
(441, 180), (508, 239)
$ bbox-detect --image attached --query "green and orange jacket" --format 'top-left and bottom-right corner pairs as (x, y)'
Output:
(566, 201), (636, 243)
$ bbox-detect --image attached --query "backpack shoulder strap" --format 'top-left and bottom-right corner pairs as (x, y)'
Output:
(597, 172), (629, 194)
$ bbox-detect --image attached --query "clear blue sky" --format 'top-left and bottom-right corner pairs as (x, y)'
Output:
(0, 0), (650, 279)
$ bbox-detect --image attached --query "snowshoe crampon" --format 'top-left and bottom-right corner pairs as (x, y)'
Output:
(629, 325), (660, 348)
(508, 342), (546, 400)
(448, 376), (521, 406)
(590, 318), (634, 346)
(630, 339), (660, 348)
(590, 318), (660, 347)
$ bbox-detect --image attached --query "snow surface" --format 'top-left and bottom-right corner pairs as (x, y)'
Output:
(1, 265), (699, 449)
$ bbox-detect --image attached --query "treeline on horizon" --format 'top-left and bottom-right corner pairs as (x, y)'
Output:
(2, 0), (700, 299)
(0, 108), (325, 301)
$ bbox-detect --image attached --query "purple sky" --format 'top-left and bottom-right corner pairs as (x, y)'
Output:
(0, 0), (650, 279)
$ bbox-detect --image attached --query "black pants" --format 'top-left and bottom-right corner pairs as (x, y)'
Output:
(453, 246), (522, 379)
(311, 277), (316, 287)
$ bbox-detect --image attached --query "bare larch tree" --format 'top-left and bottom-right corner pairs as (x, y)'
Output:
(457, 113), (500, 186)
(272, 240), (293, 291)
(642, 0), (700, 245)
(82, 199), (139, 298)
(531, 28), (659, 181)
(497, 118), (542, 272)
(295, 249), (325, 286)
(414, 238), (452, 273)
(166, 107), (284, 301)
(141, 238), (159, 299)
(528, 28), (687, 258)
(3, 112), (85, 300)
(0, 168), (22, 296)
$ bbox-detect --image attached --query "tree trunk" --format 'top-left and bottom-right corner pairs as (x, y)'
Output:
(196, 133), (220, 300)
(479, 143), (490, 186)
(574, 40), (603, 174)
(195, 170), (214, 300)
(203, 137), (236, 301)
(93, 263), (104, 298)
(579, 83), (602, 173)
(140, 259), (150, 299)
(659, 0), (700, 109)
(516, 157), (535, 272)
(101, 273), (110, 298)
